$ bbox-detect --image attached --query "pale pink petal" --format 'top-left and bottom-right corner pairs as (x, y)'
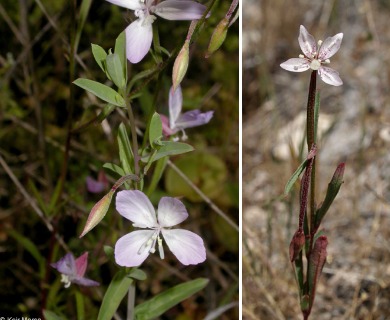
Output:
(74, 252), (88, 277)
(115, 230), (155, 267)
(86, 176), (105, 193)
(169, 85), (183, 128)
(280, 58), (310, 72)
(298, 25), (317, 58)
(161, 229), (206, 265)
(125, 19), (153, 64)
(175, 110), (214, 129)
(157, 197), (188, 227)
(154, 0), (207, 20)
(116, 190), (158, 228)
(318, 33), (343, 61)
(72, 277), (100, 287)
(318, 66), (343, 86)
(106, 0), (144, 10)
(51, 253), (76, 276)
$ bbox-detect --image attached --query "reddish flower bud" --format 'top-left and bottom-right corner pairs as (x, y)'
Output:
(172, 40), (189, 91)
(289, 229), (306, 262)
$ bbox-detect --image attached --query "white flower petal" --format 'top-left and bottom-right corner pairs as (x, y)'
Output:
(116, 190), (158, 228)
(318, 66), (343, 86)
(280, 58), (310, 72)
(161, 229), (206, 265)
(157, 197), (188, 227)
(318, 33), (343, 61)
(298, 25), (317, 58)
(106, 0), (144, 10)
(169, 85), (183, 129)
(115, 230), (155, 267)
(154, 0), (207, 21)
(125, 19), (153, 64)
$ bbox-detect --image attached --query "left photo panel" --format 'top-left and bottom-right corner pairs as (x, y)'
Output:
(0, 1), (239, 318)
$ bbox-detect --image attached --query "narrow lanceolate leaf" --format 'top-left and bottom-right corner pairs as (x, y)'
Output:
(118, 123), (134, 175)
(97, 270), (133, 320)
(307, 236), (328, 309)
(106, 53), (125, 89)
(73, 78), (125, 107)
(148, 113), (163, 148)
(91, 44), (107, 72)
(114, 31), (127, 82)
(315, 162), (345, 228)
(134, 278), (209, 320)
(284, 144), (317, 196)
(79, 174), (139, 237)
(141, 141), (194, 163)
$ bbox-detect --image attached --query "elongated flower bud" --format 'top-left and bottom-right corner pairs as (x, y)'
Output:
(289, 229), (305, 262)
(206, 17), (229, 58)
(172, 40), (189, 91)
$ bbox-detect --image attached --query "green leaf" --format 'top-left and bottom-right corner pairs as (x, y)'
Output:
(43, 310), (65, 320)
(148, 112), (163, 148)
(103, 162), (125, 178)
(128, 268), (147, 281)
(96, 104), (116, 123)
(284, 159), (308, 196)
(118, 123), (134, 175)
(91, 44), (107, 73)
(73, 78), (125, 107)
(75, 291), (85, 320)
(114, 31), (127, 82)
(98, 270), (133, 320)
(75, 0), (92, 50)
(141, 141), (194, 163)
(128, 68), (156, 91)
(106, 53), (125, 89)
(135, 278), (209, 320)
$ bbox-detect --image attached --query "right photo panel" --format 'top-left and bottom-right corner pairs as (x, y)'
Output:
(243, 1), (390, 319)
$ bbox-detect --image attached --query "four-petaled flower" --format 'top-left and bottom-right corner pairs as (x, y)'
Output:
(114, 190), (206, 267)
(106, 0), (208, 63)
(51, 252), (100, 288)
(160, 85), (213, 140)
(280, 25), (343, 86)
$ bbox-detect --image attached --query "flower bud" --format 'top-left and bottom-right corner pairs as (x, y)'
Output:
(289, 229), (305, 262)
(172, 40), (189, 91)
(206, 17), (229, 58)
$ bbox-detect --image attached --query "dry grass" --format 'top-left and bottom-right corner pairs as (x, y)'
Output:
(243, 0), (390, 319)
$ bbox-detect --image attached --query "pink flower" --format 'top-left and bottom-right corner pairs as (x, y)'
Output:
(280, 25), (343, 86)
(160, 85), (213, 140)
(51, 252), (99, 288)
(106, 0), (208, 63)
(114, 190), (206, 267)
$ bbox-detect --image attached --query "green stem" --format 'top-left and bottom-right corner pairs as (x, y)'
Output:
(127, 283), (135, 320)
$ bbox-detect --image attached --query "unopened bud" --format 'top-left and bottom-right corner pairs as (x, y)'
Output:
(206, 17), (229, 58)
(172, 40), (189, 91)
(289, 229), (305, 262)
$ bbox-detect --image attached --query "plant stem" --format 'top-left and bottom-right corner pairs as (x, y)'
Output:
(127, 283), (135, 320)
(306, 71), (317, 235)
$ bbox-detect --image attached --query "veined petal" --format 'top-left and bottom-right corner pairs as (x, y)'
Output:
(115, 230), (155, 267)
(161, 229), (206, 265)
(116, 190), (158, 228)
(125, 19), (153, 64)
(72, 276), (100, 287)
(175, 110), (214, 129)
(169, 85), (183, 128)
(318, 33), (343, 60)
(298, 25), (317, 58)
(157, 197), (188, 227)
(51, 253), (76, 276)
(74, 252), (88, 277)
(318, 66), (343, 86)
(154, 0), (207, 20)
(106, 0), (144, 10)
(280, 58), (310, 72)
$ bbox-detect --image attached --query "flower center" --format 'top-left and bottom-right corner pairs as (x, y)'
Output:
(61, 274), (71, 288)
(310, 59), (321, 71)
